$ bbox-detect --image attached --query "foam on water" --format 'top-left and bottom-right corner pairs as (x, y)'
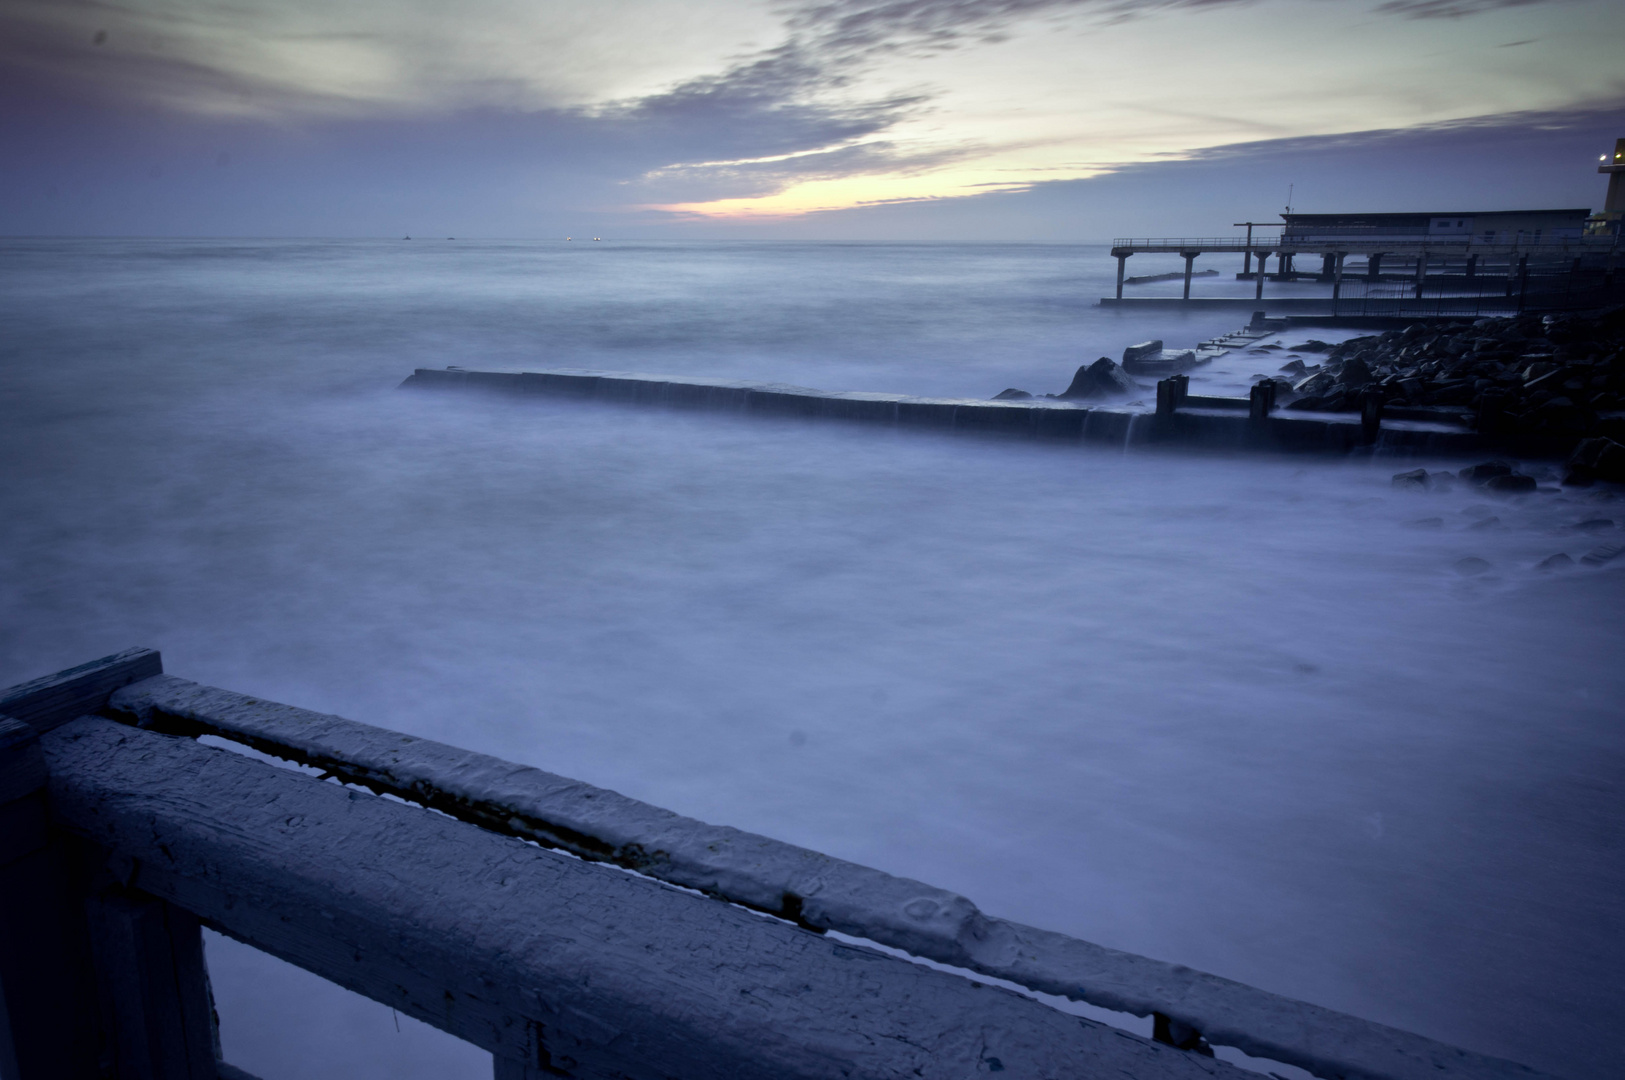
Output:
(1, 239), (1620, 1079)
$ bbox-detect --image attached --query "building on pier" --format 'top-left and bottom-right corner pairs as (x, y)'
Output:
(1103, 141), (1623, 315)
(1279, 208), (1588, 247)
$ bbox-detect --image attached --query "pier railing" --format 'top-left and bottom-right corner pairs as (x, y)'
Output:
(0, 650), (1558, 1080)
(1111, 235), (1620, 257)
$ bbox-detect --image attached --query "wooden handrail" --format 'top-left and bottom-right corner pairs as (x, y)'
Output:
(106, 672), (1554, 1080)
(0, 653), (1564, 1079)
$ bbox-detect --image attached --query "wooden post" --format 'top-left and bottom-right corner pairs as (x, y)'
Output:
(1181, 252), (1198, 300)
(0, 717), (103, 1080)
(1115, 253), (1128, 300)
(84, 886), (220, 1080)
(1361, 391), (1384, 444)
(1254, 252), (1269, 300)
(1332, 252), (1345, 315)
(1413, 252), (1428, 300)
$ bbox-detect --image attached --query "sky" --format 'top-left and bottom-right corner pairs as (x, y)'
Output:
(2, 0), (1623, 238)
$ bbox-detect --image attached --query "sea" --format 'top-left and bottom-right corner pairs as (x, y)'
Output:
(1, 238), (1620, 1080)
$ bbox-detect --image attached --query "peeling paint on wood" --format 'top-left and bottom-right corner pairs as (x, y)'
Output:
(0, 648), (163, 734)
(43, 716), (1255, 1080)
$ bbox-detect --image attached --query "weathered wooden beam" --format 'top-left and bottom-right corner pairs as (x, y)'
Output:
(0, 648), (163, 733)
(43, 716), (1250, 1080)
(0, 717), (104, 1080)
(107, 676), (1554, 1080)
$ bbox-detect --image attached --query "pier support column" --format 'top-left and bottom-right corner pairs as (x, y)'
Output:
(1115, 254), (1128, 300)
(1254, 252), (1270, 300)
(1367, 253), (1384, 282)
(1413, 252), (1428, 300)
(1319, 252), (1336, 282)
(1516, 255), (1530, 311)
(1465, 254), (1478, 281)
(1180, 251), (1198, 300)
(1331, 252), (1346, 316)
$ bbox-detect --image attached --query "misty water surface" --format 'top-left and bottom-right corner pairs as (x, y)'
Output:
(1, 239), (1620, 1080)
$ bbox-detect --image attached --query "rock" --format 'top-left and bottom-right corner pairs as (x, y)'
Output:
(992, 388), (1033, 400)
(1459, 461), (1514, 483)
(1565, 436), (1625, 485)
(1338, 358), (1374, 389)
(1453, 556), (1493, 575)
(1469, 515), (1503, 530)
(1293, 371), (1335, 395)
(1580, 542), (1624, 566)
(1278, 359), (1309, 376)
(1203, 311), (1625, 453)
(1391, 468), (1429, 490)
(1288, 340), (1333, 352)
(1568, 518), (1616, 532)
(1536, 553), (1574, 571)
(1058, 357), (1138, 399)
(1485, 473), (1537, 495)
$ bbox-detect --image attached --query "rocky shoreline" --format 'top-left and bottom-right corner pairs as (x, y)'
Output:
(1279, 307), (1625, 463)
(1036, 306), (1625, 481)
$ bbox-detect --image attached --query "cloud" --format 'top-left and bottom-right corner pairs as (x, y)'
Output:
(1373, 0), (1559, 17)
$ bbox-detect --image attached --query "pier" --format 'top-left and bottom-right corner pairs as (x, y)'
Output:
(0, 649), (1561, 1079)
(1107, 212), (1622, 316)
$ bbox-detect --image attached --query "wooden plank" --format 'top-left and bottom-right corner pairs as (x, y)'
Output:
(84, 890), (219, 1080)
(107, 675), (1556, 1080)
(0, 648), (163, 734)
(43, 716), (1250, 1080)
(0, 718), (103, 1080)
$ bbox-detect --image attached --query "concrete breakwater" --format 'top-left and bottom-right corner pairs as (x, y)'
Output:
(400, 366), (1488, 456)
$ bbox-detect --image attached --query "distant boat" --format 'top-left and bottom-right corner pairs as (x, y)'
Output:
(593, 237), (601, 241)
(566, 237), (573, 241)
(404, 236), (411, 240)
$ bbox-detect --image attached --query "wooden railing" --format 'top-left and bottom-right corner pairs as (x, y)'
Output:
(0, 650), (1559, 1080)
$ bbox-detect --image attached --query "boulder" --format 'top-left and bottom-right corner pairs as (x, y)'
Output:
(1391, 468), (1429, 490)
(1453, 556), (1493, 576)
(1278, 359), (1309, 376)
(1564, 436), (1625, 484)
(992, 388), (1033, 400)
(1337, 357), (1374, 389)
(1293, 371), (1335, 395)
(1058, 358), (1139, 399)
(1459, 461), (1514, 483)
(1484, 474), (1537, 495)
(1536, 553), (1574, 571)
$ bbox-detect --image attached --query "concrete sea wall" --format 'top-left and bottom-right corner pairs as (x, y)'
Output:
(400, 367), (1489, 457)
